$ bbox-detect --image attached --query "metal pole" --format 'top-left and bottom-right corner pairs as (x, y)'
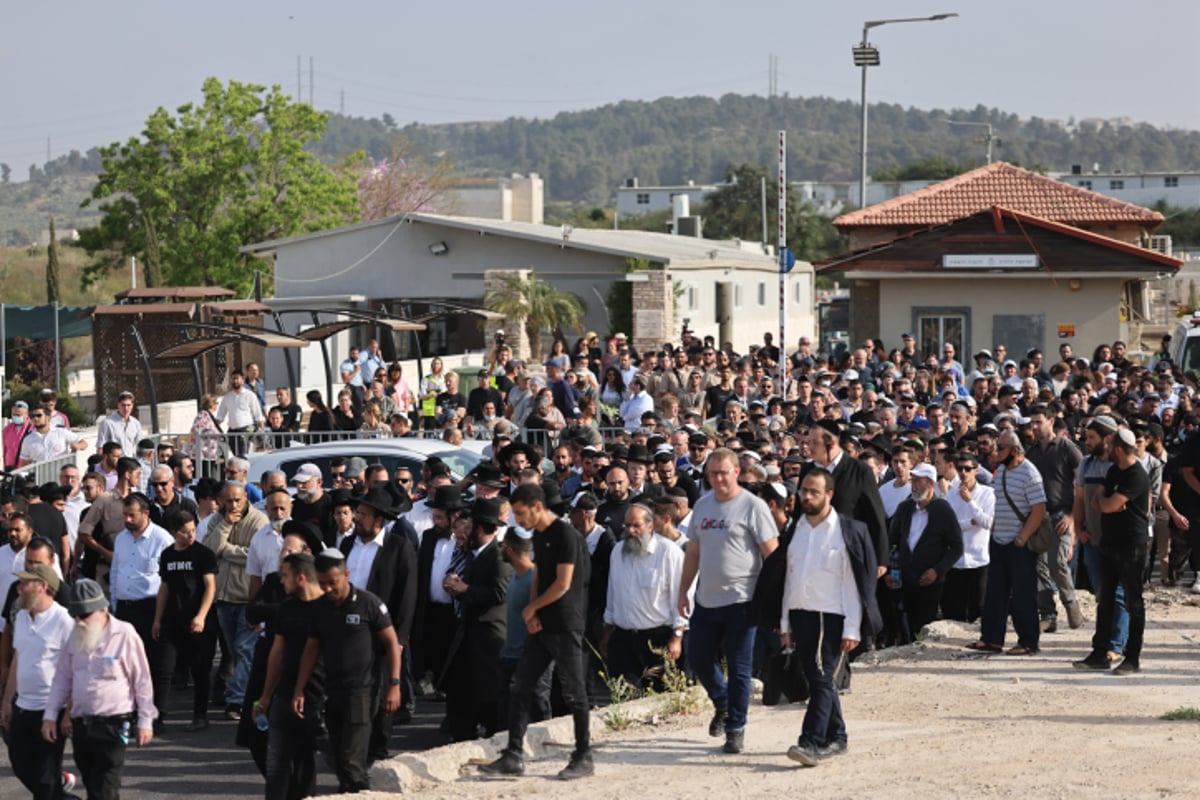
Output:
(778, 130), (788, 392)
(760, 176), (768, 252)
(130, 325), (160, 434)
(131, 255), (137, 290)
(53, 300), (59, 393)
(858, 25), (869, 210)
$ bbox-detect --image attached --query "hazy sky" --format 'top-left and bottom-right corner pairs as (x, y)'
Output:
(3, 0), (1196, 177)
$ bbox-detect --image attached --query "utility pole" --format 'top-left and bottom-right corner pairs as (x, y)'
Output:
(309, 56), (314, 106)
(297, 56), (302, 101)
(340, 88), (345, 115)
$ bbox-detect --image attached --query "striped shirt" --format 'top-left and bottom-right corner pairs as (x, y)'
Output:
(992, 459), (1046, 545)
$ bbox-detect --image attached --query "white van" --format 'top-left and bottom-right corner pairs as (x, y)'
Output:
(1169, 312), (1200, 372)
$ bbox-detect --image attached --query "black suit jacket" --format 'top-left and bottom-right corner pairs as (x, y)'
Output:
(585, 525), (616, 635)
(339, 530), (418, 645)
(888, 498), (963, 586)
(413, 526), (452, 674)
(442, 538), (511, 699)
(829, 455), (889, 570)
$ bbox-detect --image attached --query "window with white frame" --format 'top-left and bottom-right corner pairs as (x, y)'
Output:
(1165, 176), (1179, 188)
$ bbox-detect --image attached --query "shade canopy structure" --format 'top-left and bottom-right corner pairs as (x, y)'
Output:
(131, 322), (310, 432)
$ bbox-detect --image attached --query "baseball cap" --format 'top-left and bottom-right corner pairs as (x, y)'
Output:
(292, 463), (322, 483)
(910, 463), (937, 481)
(16, 563), (60, 595)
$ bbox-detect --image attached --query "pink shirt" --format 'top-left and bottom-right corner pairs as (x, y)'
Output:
(44, 614), (156, 730)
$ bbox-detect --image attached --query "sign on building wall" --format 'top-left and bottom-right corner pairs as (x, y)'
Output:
(942, 254), (1039, 269)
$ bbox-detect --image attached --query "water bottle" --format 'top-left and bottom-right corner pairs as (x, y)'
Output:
(119, 721), (131, 745)
(889, 547), (902, 588)
(254, 701), (269, 731)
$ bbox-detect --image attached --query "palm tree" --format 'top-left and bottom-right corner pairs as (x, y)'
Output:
(484, 271), (586, 363)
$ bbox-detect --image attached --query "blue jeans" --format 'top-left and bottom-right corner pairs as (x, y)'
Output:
(1080, 541), (1129, 654)
(687, 601), (756, 732)
(217, 602), (257, 706)
(980, 540), (1040, 650)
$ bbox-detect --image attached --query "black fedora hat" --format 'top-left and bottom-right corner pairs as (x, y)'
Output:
(626, 443), (654, 464)
(540, 480), (569, 515)
(469, 497), (505, 528)
(328, 488), (356, 508)
(354, 485), (399, 520)
(469, 463), (507, 489)
(280, 520), (325, 554)
(384, 480), (413, 514)
(497, 441), (539, 468)
(426, 485), (467, 512)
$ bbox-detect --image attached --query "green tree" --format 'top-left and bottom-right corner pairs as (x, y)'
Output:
(484, 271), (586, 363)
(873, 155), (973, 181)
(79, 78), (359, 293)
(46, 217), (61, 303)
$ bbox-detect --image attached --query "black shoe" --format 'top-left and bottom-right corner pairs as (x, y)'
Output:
(817, 740), (848, 758)
(153, 719), (166, 734)
(184, 718), (209, 732)
(394, 706), (413, 725)
(479, 751), (525, 777)
(557, 750), (594, 780)
(722, 730), (744, 754)
(1072, 654), (1110, 671)
(224, 704), (241, 721)
(708, 708), (728, 738)
(786, 742), (823, 766)
(1041, 617), (1058, 634)
(1113, 658), (1141, 675)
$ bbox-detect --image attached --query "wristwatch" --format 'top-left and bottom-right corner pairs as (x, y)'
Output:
(673, 627), (685, 638)
(389, 678), (402, 686)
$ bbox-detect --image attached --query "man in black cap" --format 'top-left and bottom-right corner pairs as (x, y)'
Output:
(467, 370), (505, 423)
(441, 497), (512, 740)
(480, 483), (593, 780)
(467, 463), (507, 501)
(293, 549), (401, 794)
(624, 444), (662, 501)
(413, 486), (467, 698)
(338, 486), (417, 760)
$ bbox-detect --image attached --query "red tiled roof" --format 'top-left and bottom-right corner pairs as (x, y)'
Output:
(833, 162), (1165, 230)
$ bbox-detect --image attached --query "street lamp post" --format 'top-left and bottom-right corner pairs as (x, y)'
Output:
(855, 13), (958, 209)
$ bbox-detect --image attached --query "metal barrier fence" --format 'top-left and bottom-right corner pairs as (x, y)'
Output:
(15, 449), (80, 485)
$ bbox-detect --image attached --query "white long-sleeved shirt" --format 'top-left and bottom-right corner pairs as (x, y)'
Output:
(604, 534), (687, 631)
(216, 388), (264, 430)
(245, 524), (283, 580)
(946, 483), (995, 569)
(619, 390), (654, 432)
(346, 529), (384, 590)
(781, 509), (862, 641)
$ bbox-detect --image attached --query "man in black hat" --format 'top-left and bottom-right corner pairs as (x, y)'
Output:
(293, 549), (401, 793)
(624, 444), (662, 501)
(441, 498), (512, 740)
(467, 370), (505, 423)
(338, 486), (417, 760)
(467, 463), (507, 501)
(413, 486), (467, 697)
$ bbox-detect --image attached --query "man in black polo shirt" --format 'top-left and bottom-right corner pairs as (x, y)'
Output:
(292, 549), (401, 793)
(480, 483), (593, 781)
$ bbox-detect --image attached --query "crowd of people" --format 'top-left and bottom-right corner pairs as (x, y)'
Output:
(0, 323), (1195, 795)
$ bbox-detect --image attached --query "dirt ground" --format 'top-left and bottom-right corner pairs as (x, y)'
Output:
(396, 585), (1200, 800)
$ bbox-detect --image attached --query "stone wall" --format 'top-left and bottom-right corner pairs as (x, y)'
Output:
(631, 270), (675, 356)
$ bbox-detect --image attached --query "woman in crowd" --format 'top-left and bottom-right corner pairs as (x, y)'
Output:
(420, 356), (448, 430)
(305, 389), (334, 438)
(332, 388), (361, 437)
(360, 401), (391, 438)
(600, 366), (626, 408)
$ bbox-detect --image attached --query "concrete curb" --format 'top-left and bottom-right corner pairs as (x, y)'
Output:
(366, 687), (740, 794)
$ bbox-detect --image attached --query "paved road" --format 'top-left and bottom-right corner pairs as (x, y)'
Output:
(1, 684), (448, 799)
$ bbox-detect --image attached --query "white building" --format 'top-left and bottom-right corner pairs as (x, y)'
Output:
(1050, 169), (1200, 210)
(449, 173), (544, 224)
(615, 178), (722, 222)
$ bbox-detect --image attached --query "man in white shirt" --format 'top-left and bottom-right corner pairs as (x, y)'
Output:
(18, 405), (86, 466)
(1, 563), (75, 797)
(878, 445), (916, 519)
(942, 453), (995, 623)
(0, 512), (36, 632)
(216, 371), (264, 457)
(781, 468), (880, 768)
(601, 505), (686, 691)
(96, 391), (143, 456)
(245, 488), (291, 600)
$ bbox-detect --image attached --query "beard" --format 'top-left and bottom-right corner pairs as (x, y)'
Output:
(72, 616), (105, 653)
(270, 517), (286, 532)
(622, 532), (650, 557)
(295, 488), (316, 503)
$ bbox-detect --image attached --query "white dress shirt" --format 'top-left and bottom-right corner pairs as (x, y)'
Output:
(428, 536), (454, 604)
(906, 506), (929, 553)
(216, 388), (264, 430)
(603, 534), (687, 631)
(64, 492), (87, 551)
(584, 524), (606, 556)
(18, 427), (82, 463)
(110, 523), (173, 602)
(194, 513), (214, 545)
(946, 483), (996, 569)
(12, 602), (74, 711)
(781, 509), (862, 641)
(245, 524), (283, 579)
(406, 500), (434, 540)
(346, 529), (384, 590)
(96, 412), (143, 456)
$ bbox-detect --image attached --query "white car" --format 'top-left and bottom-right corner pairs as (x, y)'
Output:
(248, 438), (484, 485)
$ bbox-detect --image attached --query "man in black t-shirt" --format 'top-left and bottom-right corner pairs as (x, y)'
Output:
(152, 509), (218, 731)
(480, 483), (593, 781)
(292, 549), (401, 794)
(1074, 429), (1149, 675)
(255, 552), (326, 800)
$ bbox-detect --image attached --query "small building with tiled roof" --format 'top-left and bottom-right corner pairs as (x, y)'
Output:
(818, 165), (1180, 362)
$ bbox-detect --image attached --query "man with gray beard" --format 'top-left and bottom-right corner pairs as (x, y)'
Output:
(600, 505), (687, 692)
(42, 578), (155, 800)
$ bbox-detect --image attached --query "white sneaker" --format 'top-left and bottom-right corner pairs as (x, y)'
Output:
(1191, 578), (1200, 594)
(62, 772), (76, 791)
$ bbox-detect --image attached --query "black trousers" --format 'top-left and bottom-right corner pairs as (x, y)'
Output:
(1092, 540), (1147, 663)
(264, 698), (318, 800)
(71, 715), (132, 800)
(902, 581), (944, 637)
(607, 625), (677, 691)
(791, 610), (848, 749)
(325, 692), (372, 793)
(1169, 522), (1200, 575)
(115, 597), (164, 719)
(421, 602), (456, 682)
(498, 656), (551, 730)
(367, 657), (393, 761)
(505, 629), (590, 757)
(941, 566), (987, 623)
(9, 706), (66, 800)
(156, 619), (217, 720)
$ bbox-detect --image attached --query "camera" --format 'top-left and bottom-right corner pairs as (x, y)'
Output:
(494, 330), (506, 346)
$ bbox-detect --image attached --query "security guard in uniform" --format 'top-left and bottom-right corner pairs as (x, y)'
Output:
(292, 549), (401, 793)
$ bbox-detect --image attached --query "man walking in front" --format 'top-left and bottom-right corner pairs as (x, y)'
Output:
(42, 579), (156, 800)
(677, 447), (777, 754)
(479, 483), (593, 780)
(783, 469), (880, 767)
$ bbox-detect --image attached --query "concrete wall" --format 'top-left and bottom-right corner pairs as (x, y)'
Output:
(876, 276), (1124, 359)
(673, 267), (815, 351)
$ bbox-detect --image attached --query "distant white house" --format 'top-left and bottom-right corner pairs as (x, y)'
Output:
(1049, 169), (1200, 210)
(449, 173), (544, 224)
(615, 178), (723, 222)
